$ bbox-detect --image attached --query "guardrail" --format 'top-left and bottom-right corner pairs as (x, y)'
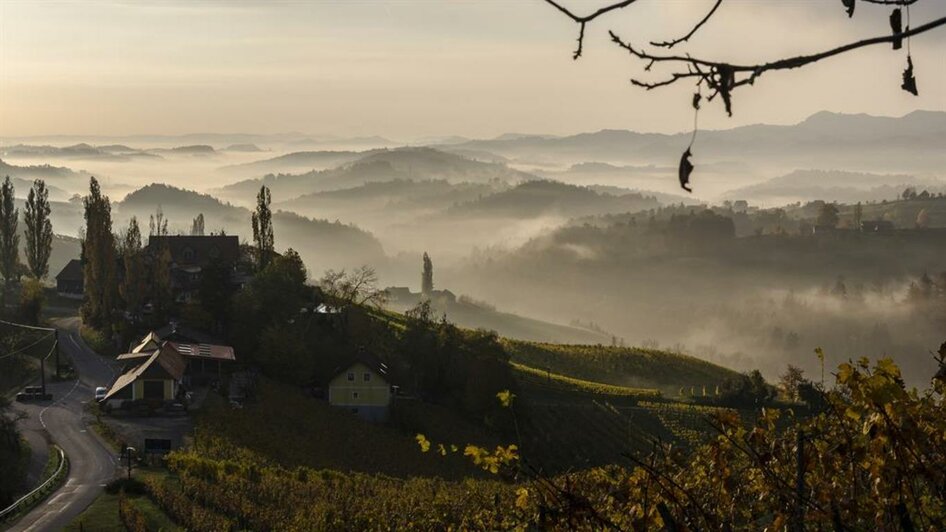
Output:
(0, 445), (69, 523)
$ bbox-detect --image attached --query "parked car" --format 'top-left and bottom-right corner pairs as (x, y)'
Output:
(95, 386), (108, 401)
(16, 385), (52, 402)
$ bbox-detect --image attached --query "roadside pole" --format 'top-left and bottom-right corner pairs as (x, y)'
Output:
(40, 355), (46, 396)
(54, 329), (61, 379)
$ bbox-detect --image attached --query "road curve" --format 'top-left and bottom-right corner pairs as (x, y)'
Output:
(8, 317), (120, 532)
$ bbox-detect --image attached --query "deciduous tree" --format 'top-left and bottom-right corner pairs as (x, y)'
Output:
(120, 217), (145, 318)
(251, 186), (274, 270)
(81, 177), (118, 331)
(421, 252), (433, 296)
(0, 177), (19, 301)
(192, 213), (205, 236)
(24, 180), (53, 280)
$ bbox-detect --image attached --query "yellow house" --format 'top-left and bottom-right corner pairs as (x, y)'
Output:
(328, 354), (393, 421)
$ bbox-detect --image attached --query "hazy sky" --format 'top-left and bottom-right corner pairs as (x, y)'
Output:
(1, 1), (944, 139)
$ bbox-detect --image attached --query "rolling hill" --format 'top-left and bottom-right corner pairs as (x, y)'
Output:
(117, 183), (386, 273)
(274, 179), (506, 220)
(216, 149), (371, 177)
(722, 169), (940, 205)
(445, 179), (661, 219)
(215, 147), (535, 205)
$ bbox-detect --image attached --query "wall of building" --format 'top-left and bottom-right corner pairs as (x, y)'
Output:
(328, 362), (391, 408)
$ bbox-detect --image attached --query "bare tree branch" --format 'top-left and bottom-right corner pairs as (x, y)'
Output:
(542, 0), (640, 59)
(650, 0), (723, 49)
(611, 14), (946, 115)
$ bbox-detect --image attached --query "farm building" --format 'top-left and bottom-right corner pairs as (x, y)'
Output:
(55, 259), (84, 299)
(103, 343), (187, 408)
(128, 328), (236, 382)
(328, 353), (393, 422)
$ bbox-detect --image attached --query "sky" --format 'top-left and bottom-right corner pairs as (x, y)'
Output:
(1, 0), (944, 140)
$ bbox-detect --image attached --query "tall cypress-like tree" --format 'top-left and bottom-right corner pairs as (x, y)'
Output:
(191, 213), (205, 236)
(120, 217), (145, 318)
(24, 180), (53, 280)
(81, 177), (117, 331)
(421, 252), (434, 296)
(251, 185), (274, 270)
(0, 177), (20, 300)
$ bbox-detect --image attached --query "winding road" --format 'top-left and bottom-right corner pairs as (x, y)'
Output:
(8, 317), (121, 532)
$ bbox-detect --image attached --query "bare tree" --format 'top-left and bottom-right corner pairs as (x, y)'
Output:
(320, 265), (388, 309)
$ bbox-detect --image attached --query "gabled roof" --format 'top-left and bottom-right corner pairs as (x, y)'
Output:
(332, 350), (389, 382)
(147, 235), (240, 266)
(132, 331), (162, 354)
(103, 343), (186, 402)
(154, 323), (222, 345)
(56, 259), (83, 282)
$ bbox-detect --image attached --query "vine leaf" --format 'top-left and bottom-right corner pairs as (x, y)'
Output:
(842, 0), (855, 18)
(890, 9), (903, 50)
(901, 55), (918, 96)
(678, 148), (694, 192)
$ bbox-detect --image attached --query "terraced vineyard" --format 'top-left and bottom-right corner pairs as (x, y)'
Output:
(636, 401), (737, 446)
(512, 361), (660, 398)
(505, 340), (740, 395)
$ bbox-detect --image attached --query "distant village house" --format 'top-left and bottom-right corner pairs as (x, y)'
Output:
(328, 353), (393, 422)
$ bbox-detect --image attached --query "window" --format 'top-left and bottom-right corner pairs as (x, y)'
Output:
(352, 392), (360, 400)
(363, 373), (371, 382)
(347, 372), (354, 381)
(182, 247), (195, 262)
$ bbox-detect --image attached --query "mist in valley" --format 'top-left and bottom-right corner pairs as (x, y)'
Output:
(3, 110), (946, 389)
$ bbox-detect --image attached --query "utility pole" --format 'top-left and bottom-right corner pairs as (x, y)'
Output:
(40, 355), (46, 396)
(54, 329), (60, 379)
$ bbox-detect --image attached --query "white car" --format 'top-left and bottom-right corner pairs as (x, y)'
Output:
(94, 387), (108, 401)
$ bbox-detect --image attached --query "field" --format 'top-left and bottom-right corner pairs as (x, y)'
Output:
(194, 378), (495, 479)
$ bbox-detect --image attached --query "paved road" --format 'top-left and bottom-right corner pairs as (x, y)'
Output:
(8, 317), (121, 532)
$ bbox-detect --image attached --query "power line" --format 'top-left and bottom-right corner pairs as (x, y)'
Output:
(0, 332), (56, 361)
(0, 317), (56, 332)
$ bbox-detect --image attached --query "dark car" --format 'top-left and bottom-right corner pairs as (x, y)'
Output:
(16, 385), (53, 402)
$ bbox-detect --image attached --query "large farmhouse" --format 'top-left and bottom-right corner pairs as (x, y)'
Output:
(102, 328), (237, 410)
(146, 234), (246, 303)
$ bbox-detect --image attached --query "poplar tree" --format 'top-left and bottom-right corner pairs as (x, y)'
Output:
(149, 206), (168, 236)
(120, 217), (145, 318)
(0, 177), (20, 302)
(421, 252), (434, 296)
(24, 180), (53, 279)
(192, 213), (205, 236)
(251, 185), (274, 270)
(81, 177), (117, 331)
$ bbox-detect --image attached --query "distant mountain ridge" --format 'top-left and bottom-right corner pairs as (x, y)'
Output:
(448, 110), (946, 176)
